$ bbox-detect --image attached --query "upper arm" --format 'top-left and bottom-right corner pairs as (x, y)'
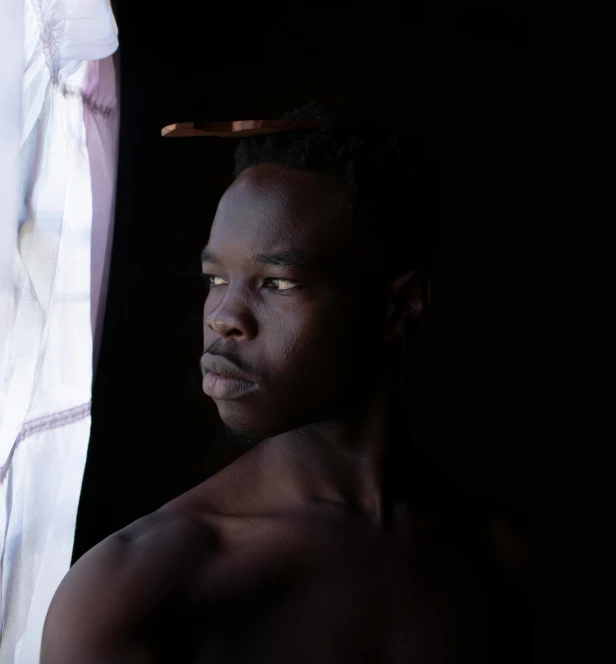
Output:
(40, 510), (213, 664)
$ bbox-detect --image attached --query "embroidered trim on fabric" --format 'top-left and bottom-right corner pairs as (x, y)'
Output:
(0, 401), (92, 485)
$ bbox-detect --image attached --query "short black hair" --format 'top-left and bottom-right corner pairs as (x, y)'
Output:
(233, 101), (441, 276)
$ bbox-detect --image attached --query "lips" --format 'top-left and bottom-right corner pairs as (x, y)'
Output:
(201, 353), (259, 400)
(201, 353), (255, 383)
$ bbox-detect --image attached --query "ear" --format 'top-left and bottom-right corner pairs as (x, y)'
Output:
(383, 268), (431, 346)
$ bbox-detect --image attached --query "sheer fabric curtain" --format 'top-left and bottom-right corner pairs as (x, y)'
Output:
(0, 1), (118, 660)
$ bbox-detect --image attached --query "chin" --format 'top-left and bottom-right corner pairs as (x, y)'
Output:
(219, 424), (264, 449)
(216, 404), (273, 441)
(216, 402), (298, 443)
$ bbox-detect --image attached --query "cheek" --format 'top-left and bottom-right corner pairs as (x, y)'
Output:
(265, 315), (317, 369)
(265, 301), (358, 380)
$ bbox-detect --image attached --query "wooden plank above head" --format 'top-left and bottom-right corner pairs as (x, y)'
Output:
(161, 120), (327, 138)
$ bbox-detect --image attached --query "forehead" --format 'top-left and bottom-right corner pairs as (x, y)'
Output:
(207, 163), (357, 260)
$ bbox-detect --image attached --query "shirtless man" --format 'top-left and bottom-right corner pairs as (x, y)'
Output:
(40, 105), (531, 663)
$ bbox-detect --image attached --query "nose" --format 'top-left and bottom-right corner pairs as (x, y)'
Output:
(205, 289), (256, 340)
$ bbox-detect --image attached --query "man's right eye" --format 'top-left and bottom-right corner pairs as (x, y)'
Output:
(201, 274), (228, 287)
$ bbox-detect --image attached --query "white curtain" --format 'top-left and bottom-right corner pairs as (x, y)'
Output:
(0, 1), (118, 661)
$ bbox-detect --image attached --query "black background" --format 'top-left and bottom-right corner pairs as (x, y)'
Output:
(73, 0), (534, 563)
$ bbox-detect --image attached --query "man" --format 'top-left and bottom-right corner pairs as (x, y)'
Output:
(41, 104), (530, 663)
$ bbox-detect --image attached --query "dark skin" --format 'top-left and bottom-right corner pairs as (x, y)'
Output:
(41, 163), (530, 663)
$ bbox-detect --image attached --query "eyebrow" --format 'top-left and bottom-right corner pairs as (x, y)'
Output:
(200, 248), (317, 270)
(253, 250), (317, 269)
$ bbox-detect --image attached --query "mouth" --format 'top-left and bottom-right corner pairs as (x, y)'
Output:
(201, 353), (259, 400)
(202, 372), (258, 400)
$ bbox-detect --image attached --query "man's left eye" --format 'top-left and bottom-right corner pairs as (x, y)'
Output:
(265, 278), (301, 291)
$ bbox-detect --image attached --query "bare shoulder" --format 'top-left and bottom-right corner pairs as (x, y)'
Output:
(41, 506), (215, 664)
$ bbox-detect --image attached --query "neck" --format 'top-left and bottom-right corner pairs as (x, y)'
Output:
(209, 367), (420, 527)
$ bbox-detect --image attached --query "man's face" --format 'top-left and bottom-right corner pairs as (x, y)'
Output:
(201, 163), (388, 439)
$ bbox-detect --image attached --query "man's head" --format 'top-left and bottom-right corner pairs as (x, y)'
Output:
(200, 103), (440, 440)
